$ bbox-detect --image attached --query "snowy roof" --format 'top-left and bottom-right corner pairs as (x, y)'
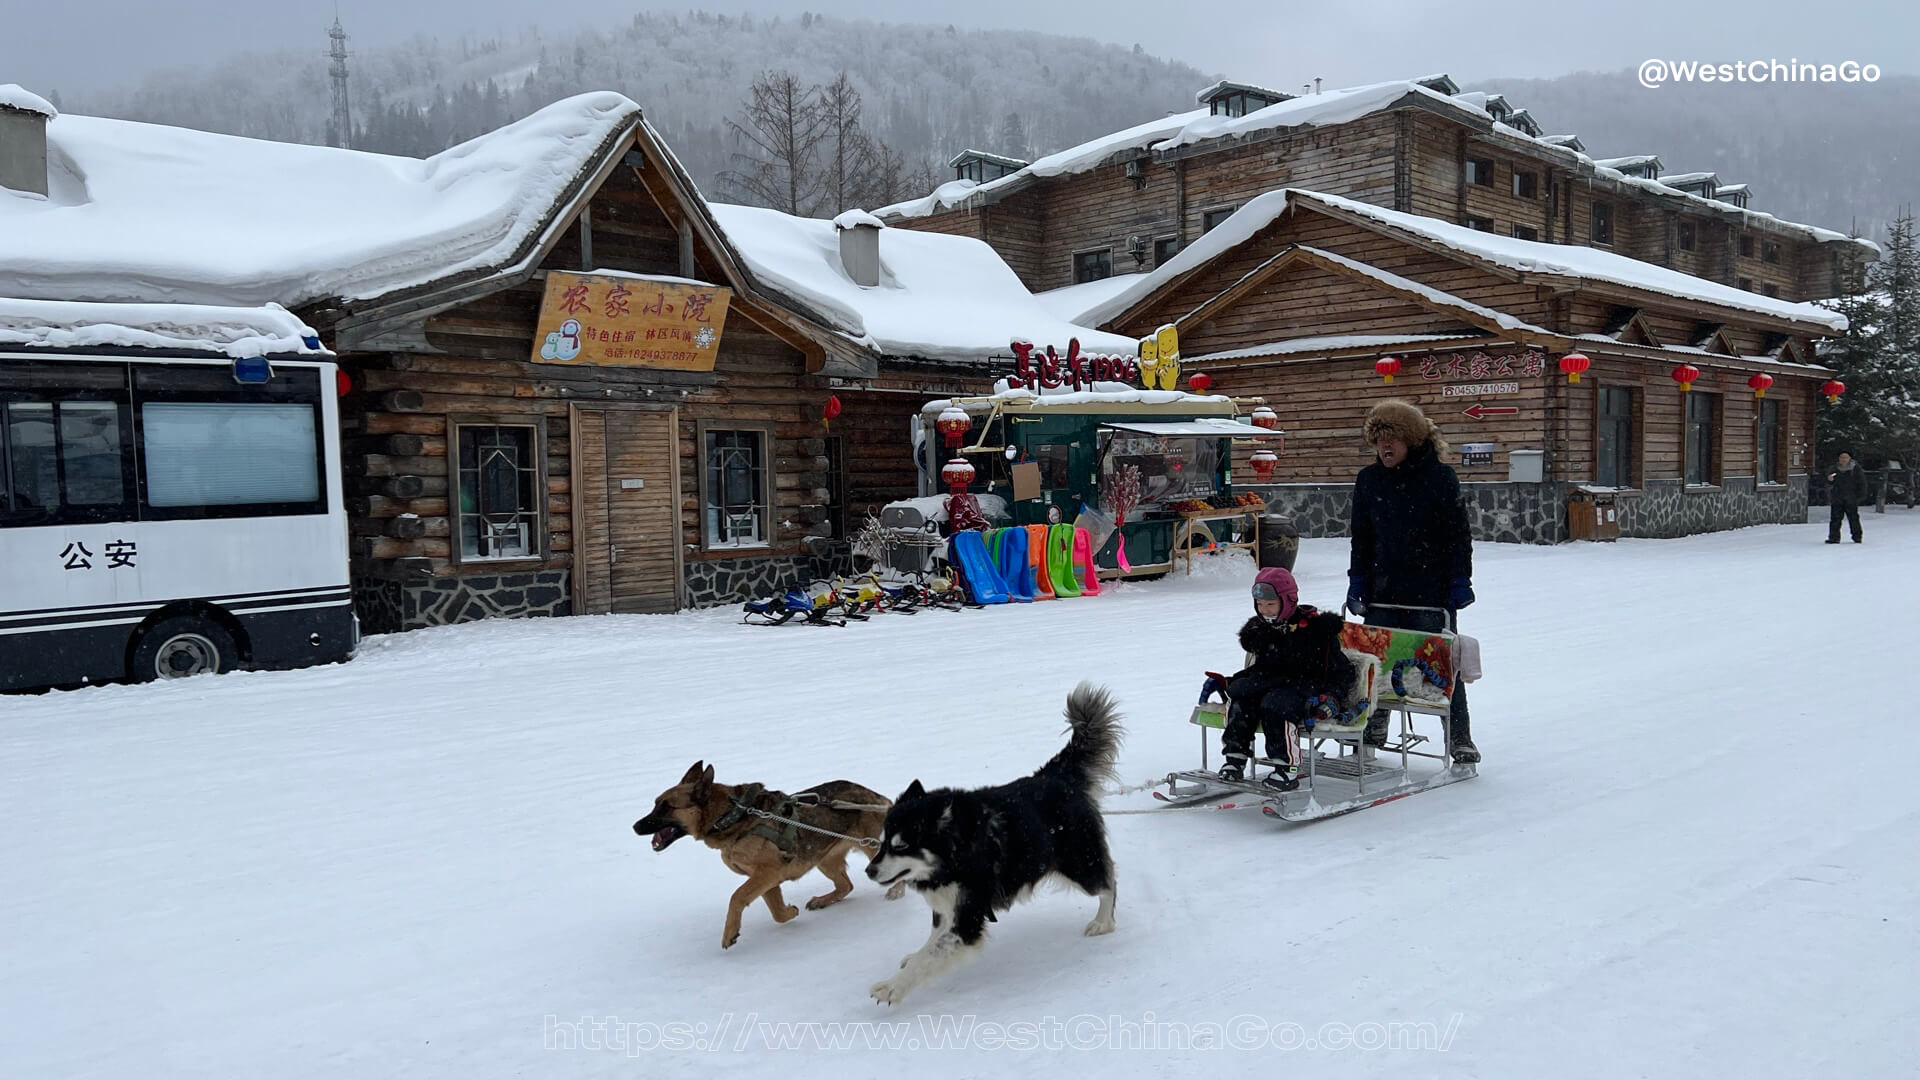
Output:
(1078, 188), (1847, 333)
(0, 298), (324, 358)
(708, 203), (1136, 362)
(1033, 273), (1152, 324)
(1595, 154), (1660, 169)
(1195, 80), (1294, 105)
(0, 92), (643, 309)
(1658, 171), (1719, 186)
(0, 84), (56, 117)
(1715, 183), (1752, 197)
(875, 79), (1446, 220)
(946, 148), (1029, 170)
(1187, 333), (1488, 364)
(877, 74), (1875, 258)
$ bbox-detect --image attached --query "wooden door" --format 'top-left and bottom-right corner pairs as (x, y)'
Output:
(572, 405), (681, 614)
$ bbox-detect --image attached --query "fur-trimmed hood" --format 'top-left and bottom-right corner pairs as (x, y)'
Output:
(1363, 399), (1449, 458)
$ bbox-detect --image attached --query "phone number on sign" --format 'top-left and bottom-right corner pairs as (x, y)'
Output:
(1441, 382), (1519, 397)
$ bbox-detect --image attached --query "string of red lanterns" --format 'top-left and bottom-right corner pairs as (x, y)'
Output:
(1248, 449), (1279, 480)
(936, 406), (972, 449)
(1249, 406), (1279, 429)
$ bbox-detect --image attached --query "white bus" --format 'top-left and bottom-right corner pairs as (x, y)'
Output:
(1, 347), (355, 691)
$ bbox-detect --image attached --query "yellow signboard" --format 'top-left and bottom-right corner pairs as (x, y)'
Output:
(531, 271), (731, 371)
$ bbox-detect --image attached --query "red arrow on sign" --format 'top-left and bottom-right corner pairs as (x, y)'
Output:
(1462, 403), (1520, 420)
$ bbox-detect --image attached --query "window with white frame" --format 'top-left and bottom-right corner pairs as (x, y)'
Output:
(455, 422), (542, 561)
(703, 427), (770, 548)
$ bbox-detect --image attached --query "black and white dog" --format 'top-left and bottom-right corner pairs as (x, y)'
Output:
(863, 682), (1122, 1005)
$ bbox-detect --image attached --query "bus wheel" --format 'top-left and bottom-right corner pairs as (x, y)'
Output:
(133, 616), (239, 682)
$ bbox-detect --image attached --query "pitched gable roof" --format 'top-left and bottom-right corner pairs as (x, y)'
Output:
(1, 93), (645, 309)
(1082, 189), (1847, 335)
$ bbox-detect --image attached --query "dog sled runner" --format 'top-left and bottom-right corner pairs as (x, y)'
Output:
(1158, 608), (1477, 823)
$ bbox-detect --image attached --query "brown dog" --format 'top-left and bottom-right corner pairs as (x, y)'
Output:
(634, 761), (903, 949)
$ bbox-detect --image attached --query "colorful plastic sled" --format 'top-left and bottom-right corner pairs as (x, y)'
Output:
(948, 529), (1011, 605)
(1046, 524), (1082, 597)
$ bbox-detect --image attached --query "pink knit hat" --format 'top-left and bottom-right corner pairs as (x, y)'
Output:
(1251, 567), (1298, 620)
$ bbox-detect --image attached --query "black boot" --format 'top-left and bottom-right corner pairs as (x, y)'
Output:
(1262, 768), (1300, 793)
(1450, 722), (1481, 764)
(1217, 757), (1247, 783)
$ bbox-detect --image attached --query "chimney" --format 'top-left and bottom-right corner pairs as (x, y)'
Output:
(834, 210), (883, 288)
(0, 85), (56, 198)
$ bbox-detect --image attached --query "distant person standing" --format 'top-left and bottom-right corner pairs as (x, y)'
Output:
(1346, 400), (1478, 763)
(1826, 451), (1867, 544)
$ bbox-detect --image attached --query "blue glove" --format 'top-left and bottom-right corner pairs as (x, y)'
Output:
(1346, 574), (1368, 616)
(1449, 578), (1475, 610)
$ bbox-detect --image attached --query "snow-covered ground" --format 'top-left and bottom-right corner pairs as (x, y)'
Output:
(4, 511), (1916, 1078)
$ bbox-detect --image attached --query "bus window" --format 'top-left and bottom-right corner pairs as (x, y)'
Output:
(2, 399), (130, 519)
(141, 401), (320, 509)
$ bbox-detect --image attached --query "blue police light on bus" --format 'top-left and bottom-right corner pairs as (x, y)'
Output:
(231, 356), (274, 384)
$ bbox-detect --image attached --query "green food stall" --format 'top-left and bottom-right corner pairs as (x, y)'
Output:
(917, 387), (1283, 579)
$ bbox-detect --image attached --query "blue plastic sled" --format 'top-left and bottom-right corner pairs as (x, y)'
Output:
(992, 527), (1036, 601)
(948, 529), (1011, 605)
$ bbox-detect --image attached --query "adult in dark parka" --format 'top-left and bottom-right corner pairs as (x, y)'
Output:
(1826, 451), (1867, 544)
(1346, 399), (1479, 763)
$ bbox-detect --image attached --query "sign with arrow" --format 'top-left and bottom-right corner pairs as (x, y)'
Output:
(1462, 402), (1520, 421)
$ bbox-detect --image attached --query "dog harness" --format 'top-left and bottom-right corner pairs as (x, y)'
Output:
(711, 784), (889, 855)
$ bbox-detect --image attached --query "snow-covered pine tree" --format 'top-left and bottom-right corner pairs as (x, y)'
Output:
(1819, 210), (1920, 503)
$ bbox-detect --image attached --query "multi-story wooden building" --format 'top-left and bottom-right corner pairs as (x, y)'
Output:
(881, 75), (1874, 303)
(881, 74), (1873, 540)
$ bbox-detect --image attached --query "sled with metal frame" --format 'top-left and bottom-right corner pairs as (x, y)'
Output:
(1158, 605), (1476, 822)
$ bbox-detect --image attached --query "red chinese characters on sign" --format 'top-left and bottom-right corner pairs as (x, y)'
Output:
(1418, 349), (1546, 381)
(1006, 339), (1141, 392)
(533, 271), (730, 371)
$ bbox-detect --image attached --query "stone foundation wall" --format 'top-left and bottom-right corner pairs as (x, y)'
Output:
(1250, 474), (1807, 544)
(683, 554), (813, 609)
(354, 570), (572, 634)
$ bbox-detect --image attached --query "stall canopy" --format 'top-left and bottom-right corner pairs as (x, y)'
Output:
(1100, 418), (1281, 438)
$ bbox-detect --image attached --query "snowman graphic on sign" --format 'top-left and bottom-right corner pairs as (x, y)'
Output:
(540, 319), (583, 361)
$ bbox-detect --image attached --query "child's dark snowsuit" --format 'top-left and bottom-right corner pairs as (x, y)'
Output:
(1223, 606), (1360, 768)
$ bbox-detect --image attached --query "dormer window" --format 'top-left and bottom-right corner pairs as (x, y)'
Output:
(948, 149), (1028, 184)
(1198, 81), (1293, 117)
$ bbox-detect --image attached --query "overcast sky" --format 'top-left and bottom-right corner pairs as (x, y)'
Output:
(3, 0), (1913, 99)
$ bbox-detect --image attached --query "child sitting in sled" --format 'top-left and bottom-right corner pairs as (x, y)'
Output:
(1219, 567), (1362, 792)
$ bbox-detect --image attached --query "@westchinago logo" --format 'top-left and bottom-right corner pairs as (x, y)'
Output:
(1639, 58), (1881, 88)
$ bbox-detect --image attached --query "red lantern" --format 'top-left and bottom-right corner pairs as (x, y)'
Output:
(1189, 372), (1213, 393)
(335, 369), (352, 397)
(1558, 352), (1591, 384)
(1746, 372), (1774, 399)
(1375, 356), (1402, 384)
(941, 457), (976, 493)
(936, 406), (972, 449)
(1249, 406), (1279, 430)
(1822, 379), (1846, 404)
(821, 394), (843, 428)
(1249, 449), (1279, 480)
(1671, 364), (1701, 392)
